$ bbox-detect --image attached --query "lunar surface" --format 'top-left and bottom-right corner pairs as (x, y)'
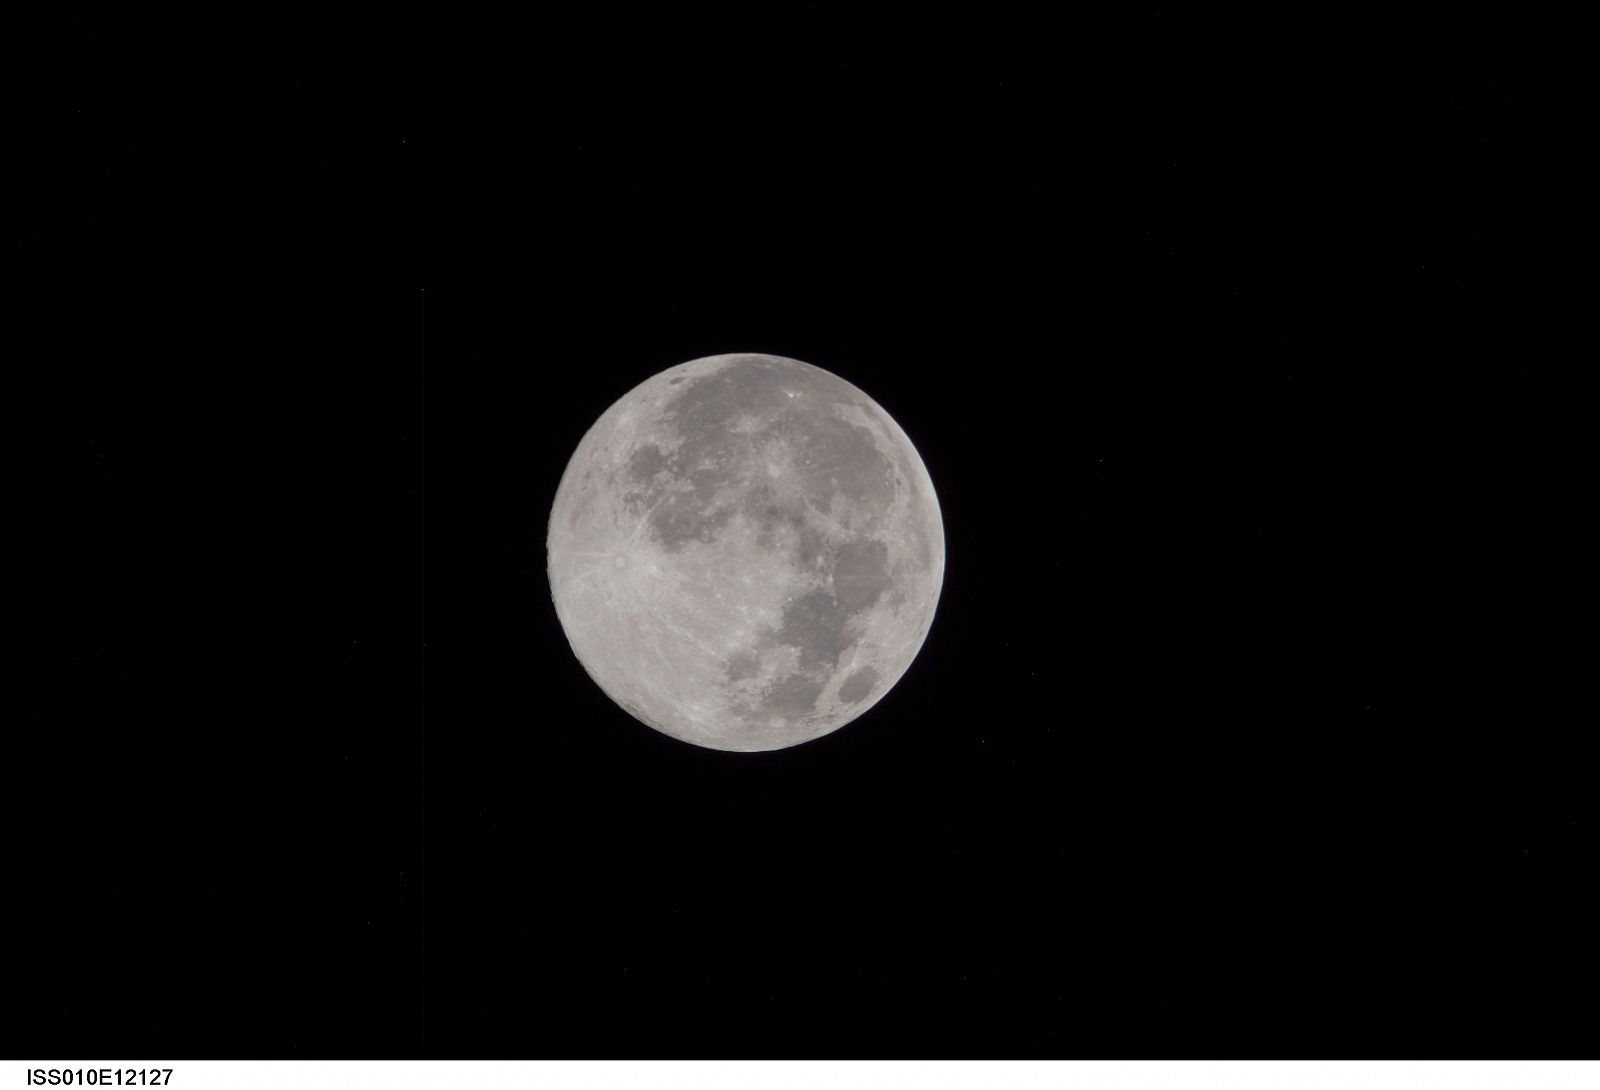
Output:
(547, 353), (945, 752)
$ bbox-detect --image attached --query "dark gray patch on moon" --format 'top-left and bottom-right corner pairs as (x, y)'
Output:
(838, 666), (879, 705)
(663, 360), (787, 435)
(795, 413), (896, 513)
(632, 360), (901, 553)
(773, 588), (852, 671)
(628, 443), (667, 481)
(761, 672), (826, 718)
(642, 461), (741, 549)
(652, 497), (735, 548)
(797, 525), (825, 567)
(831, 538), (890, 611)
(725, 650), (759, 682)
(613, 360), (905, 723)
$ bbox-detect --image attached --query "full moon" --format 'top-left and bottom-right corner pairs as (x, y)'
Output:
(547, 353), (945, 752)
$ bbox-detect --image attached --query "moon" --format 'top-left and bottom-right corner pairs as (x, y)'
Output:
(546, 353), (945, 752)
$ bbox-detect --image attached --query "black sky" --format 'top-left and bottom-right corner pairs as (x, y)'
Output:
(10, 5), (1589, 1058)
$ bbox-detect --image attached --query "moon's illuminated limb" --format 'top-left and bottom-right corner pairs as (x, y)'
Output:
(547, 353), (944, 752)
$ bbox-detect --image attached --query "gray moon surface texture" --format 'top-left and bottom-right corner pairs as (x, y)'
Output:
(547, 353), (945, 752)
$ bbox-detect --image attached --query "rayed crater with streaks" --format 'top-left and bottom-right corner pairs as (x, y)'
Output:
(547, 353), (945, 751)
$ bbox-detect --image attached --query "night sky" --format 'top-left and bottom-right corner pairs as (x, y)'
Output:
(11, 6), (1588, 1057)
